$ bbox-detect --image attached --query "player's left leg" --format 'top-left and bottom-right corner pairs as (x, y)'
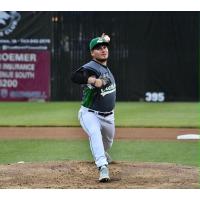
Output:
(99, 113), (115, 153)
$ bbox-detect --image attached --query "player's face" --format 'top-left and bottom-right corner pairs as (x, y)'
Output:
(91, 45), (109, 62)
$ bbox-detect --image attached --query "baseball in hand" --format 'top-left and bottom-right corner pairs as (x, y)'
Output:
(103, 35), (110, 42)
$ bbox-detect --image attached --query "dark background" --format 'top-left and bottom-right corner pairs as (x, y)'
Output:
(51, 11), (199, 102)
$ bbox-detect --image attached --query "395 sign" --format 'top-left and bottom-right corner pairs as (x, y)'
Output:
(145, 92), (165, 102)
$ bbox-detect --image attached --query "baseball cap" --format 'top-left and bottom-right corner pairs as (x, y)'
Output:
(89, 37), (109, 51)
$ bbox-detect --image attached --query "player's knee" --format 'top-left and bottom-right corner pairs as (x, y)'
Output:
(88, 127), (101, 135)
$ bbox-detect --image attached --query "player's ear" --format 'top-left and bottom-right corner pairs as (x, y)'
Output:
(90, 50), (94, 57)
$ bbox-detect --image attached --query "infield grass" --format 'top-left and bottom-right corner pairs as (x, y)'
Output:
(0, 102), (199, 127)
(0, 139), (198, 167)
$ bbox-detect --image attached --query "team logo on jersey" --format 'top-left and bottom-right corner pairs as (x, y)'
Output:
(0, 11), (21, 37)
(100, 83), (116, 97)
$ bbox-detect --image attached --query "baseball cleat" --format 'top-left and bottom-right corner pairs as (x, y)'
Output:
(99, 165), (110, 182)
(105, 152), (113, 164)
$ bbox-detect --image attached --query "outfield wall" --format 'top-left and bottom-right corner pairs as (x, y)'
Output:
(0, 12), (199, 102)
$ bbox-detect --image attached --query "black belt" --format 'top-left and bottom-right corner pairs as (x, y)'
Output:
(88, 109), (113, 117)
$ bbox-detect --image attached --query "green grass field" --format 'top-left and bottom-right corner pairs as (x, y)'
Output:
(0, 102), (199, 127)
(0, 102), (199, 167)
(0, 140), (198, 166)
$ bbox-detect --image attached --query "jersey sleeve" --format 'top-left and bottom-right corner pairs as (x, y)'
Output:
(71, 67), (98, 84)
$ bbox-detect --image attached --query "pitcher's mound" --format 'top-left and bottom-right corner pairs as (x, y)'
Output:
(0, 161), (198, 189)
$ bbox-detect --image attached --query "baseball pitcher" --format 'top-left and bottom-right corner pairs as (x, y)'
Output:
(71, 33), (116, 182)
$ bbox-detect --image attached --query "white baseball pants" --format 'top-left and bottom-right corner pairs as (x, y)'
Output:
(78, 106), (115, 168)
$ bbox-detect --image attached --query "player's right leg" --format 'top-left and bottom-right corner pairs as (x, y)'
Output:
(78, 107), (108, 168)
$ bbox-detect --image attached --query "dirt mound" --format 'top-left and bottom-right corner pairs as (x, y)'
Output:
(0, 161), (198, 189)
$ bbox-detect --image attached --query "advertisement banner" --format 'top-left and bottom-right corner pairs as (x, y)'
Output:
(0, 11), (51, 101)
(0, 51), (50, 101)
